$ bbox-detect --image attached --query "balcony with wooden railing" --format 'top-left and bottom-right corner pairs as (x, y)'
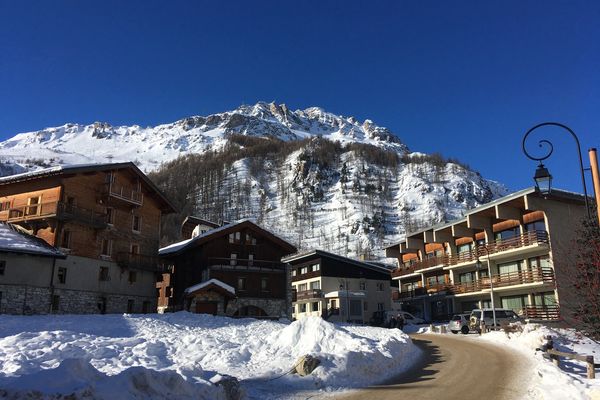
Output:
(522, 305), (560, 321)
(116, 252), (164, 272)
(1, 201), (107, 228)
(296, 289), (324, 301)
(106, 182), (144, 206)
(391, 230), (549, 278)
(208, 257), (286, 272)
(450, 267), (555, 294)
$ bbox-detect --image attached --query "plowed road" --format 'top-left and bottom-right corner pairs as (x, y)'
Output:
(336, 333), (530, 400)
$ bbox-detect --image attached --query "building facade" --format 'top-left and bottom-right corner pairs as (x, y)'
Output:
(384, 188), (586, 322)
(283, 250), (392, 324)
(157, 219), (297, 318)
(0, 163), (175, 314)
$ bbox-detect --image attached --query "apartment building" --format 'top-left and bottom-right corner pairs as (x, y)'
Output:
(384, 187), (586, 322)
(0, 162), (176, 314)
(157, 219), (297, 318)
(282, 250), (392, 324)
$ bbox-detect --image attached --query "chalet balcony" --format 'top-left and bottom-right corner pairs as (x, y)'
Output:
(295, 289), (324, 301)
(450, 267), (555, 294)
(208, 257), (286, 272)
(1, 201), (107, 228)
(395, 287), (427, 300)
(391, 230), (549, 277)
(116, 252), (163, 272)
(105, 183), (143, 206)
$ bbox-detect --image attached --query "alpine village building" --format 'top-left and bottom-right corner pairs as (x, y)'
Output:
(0, 162), (176, 314)
(157, 219), (297, 318)
(283, 250), (392, 324)
(384, 187), (587, 323)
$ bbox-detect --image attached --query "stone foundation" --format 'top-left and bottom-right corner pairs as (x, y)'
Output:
(225, 297), (287, 318)
(0, 284), (157, 315)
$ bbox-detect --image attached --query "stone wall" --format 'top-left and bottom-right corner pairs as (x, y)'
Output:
(188, 291), (226, 315)
(0, 284), (157, 315)
(225, 297), (287, 318)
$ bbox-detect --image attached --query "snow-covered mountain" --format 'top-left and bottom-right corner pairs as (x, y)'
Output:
(0, 102), (507, 259)
(0, 102), (407, 171)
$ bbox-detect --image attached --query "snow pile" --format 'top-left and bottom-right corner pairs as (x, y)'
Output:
(0, 313), (420, 399)
(478, 324), (600, 400)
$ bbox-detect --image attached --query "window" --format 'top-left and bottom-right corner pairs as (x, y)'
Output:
(101, 239), (112, 257)
(300, 266), (308, 274)
(229, 233), (235, 243)
(297, 283), (307, 292)
(26, 196), (40, 216)
(300, 303), (307, 313)
(359, 281), (366, 290)
(501, 295), (528, 312)
(534, 291), (556, 306)
(291, 269), (297, 277)
(248, 254), (254, 266)
(376, 282), (385, 291)
(525, 220), (546, 232)
(57, 267), (67, 284)
(457, 243), (472, 254)
(459, 271), (475, 283)
(51, 295), (60, 312)
(0, 260), (5, 275)
(497, 260), (523, 275)
(246, 233), (256, 245)
(495, 227), (520, 241)
(61, 230), (71, 249)
(312, 302), (319, 312)
(229, 232), (241, 243)
(128, 271), (137, 284)
(132, 215), (141, 232)
(106, 208), (114, 224)
(130, 244), (139, 255)
(127, 300), (134, 314)
(0, 201), (11, 211)
(310, 280), (320, 290)
(237, 277), (246, 290)
(529, 255), (550, 270)
(312, 263), (320, 272)
(377, 303), (384, 311)
(427, 274), (445, 286)
(349, 300), (362, 316)
(261, 277), (269, 291)
(230, 253), (237, 266)
(99, 266), (110, 281)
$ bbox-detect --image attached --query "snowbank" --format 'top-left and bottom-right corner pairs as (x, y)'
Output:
(477, 324), (600, 400)
(0, 313), (420, 399)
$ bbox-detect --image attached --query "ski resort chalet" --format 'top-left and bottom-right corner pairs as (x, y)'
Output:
(157, 219), (297, 318)
(0, 162), (176, 314)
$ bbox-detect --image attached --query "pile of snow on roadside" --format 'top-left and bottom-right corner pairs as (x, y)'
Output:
(0, 312), (420, 399)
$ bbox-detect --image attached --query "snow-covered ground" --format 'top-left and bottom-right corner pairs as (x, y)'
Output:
(426, 323), (600, 399)
(0, 312), (420, 400)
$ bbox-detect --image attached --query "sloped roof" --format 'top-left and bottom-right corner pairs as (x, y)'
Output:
(184, 279), (236, 297)
(0, 223), (65, 258)
(282, 249), (392, 275)
(0, 162), (176, 213)
(159, 218), (297, 256)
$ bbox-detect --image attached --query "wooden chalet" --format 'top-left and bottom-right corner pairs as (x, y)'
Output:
(158, 219), (297, 318)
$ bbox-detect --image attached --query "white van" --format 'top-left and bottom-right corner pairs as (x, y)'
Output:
(469, 308), (521, 331)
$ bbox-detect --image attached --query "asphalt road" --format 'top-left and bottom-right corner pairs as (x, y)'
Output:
(335, 333), (530, 400)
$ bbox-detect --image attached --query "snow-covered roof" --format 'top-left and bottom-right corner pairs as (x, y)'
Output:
(0, 223), (65, 258)
(281, 249), (392, 275)
(184, 279), (236, 296)
(159, 218), (296, 256)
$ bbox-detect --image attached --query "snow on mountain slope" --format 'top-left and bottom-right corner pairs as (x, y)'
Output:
(0, 102), (408, 172)
(0, 102), (507, 259)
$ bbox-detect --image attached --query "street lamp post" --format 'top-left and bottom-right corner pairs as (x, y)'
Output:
(476, 246), (497, 331)
(522, 122), (592, 219)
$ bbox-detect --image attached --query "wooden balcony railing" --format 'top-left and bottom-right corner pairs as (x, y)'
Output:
(1, 201), (107, 228)
(391, 230), (549, 277)
(522, 305), (560, 321)
(450, 267), (555, 294)
(396, 287), (427, 299)
(106, 183), (143, 206)
(296, 289), (324, 301)
(116, 252), (164, 272)
(208, 257), (286, 271)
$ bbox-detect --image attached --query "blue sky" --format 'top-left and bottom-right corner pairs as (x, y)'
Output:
(1, 1), (599, 193)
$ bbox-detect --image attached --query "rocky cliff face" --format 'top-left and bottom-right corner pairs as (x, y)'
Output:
(0, 102), (507, 260)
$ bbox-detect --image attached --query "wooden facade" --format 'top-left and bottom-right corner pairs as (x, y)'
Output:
(0, 163), (175, 314)
(158, 219), (297, 317)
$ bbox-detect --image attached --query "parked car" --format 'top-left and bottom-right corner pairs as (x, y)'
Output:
(387, 311), (426, 325)
(469, 308), (521, 331)
(448, 313), (471, 334)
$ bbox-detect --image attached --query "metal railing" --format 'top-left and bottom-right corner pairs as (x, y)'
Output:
(391, 230), (549, 277)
